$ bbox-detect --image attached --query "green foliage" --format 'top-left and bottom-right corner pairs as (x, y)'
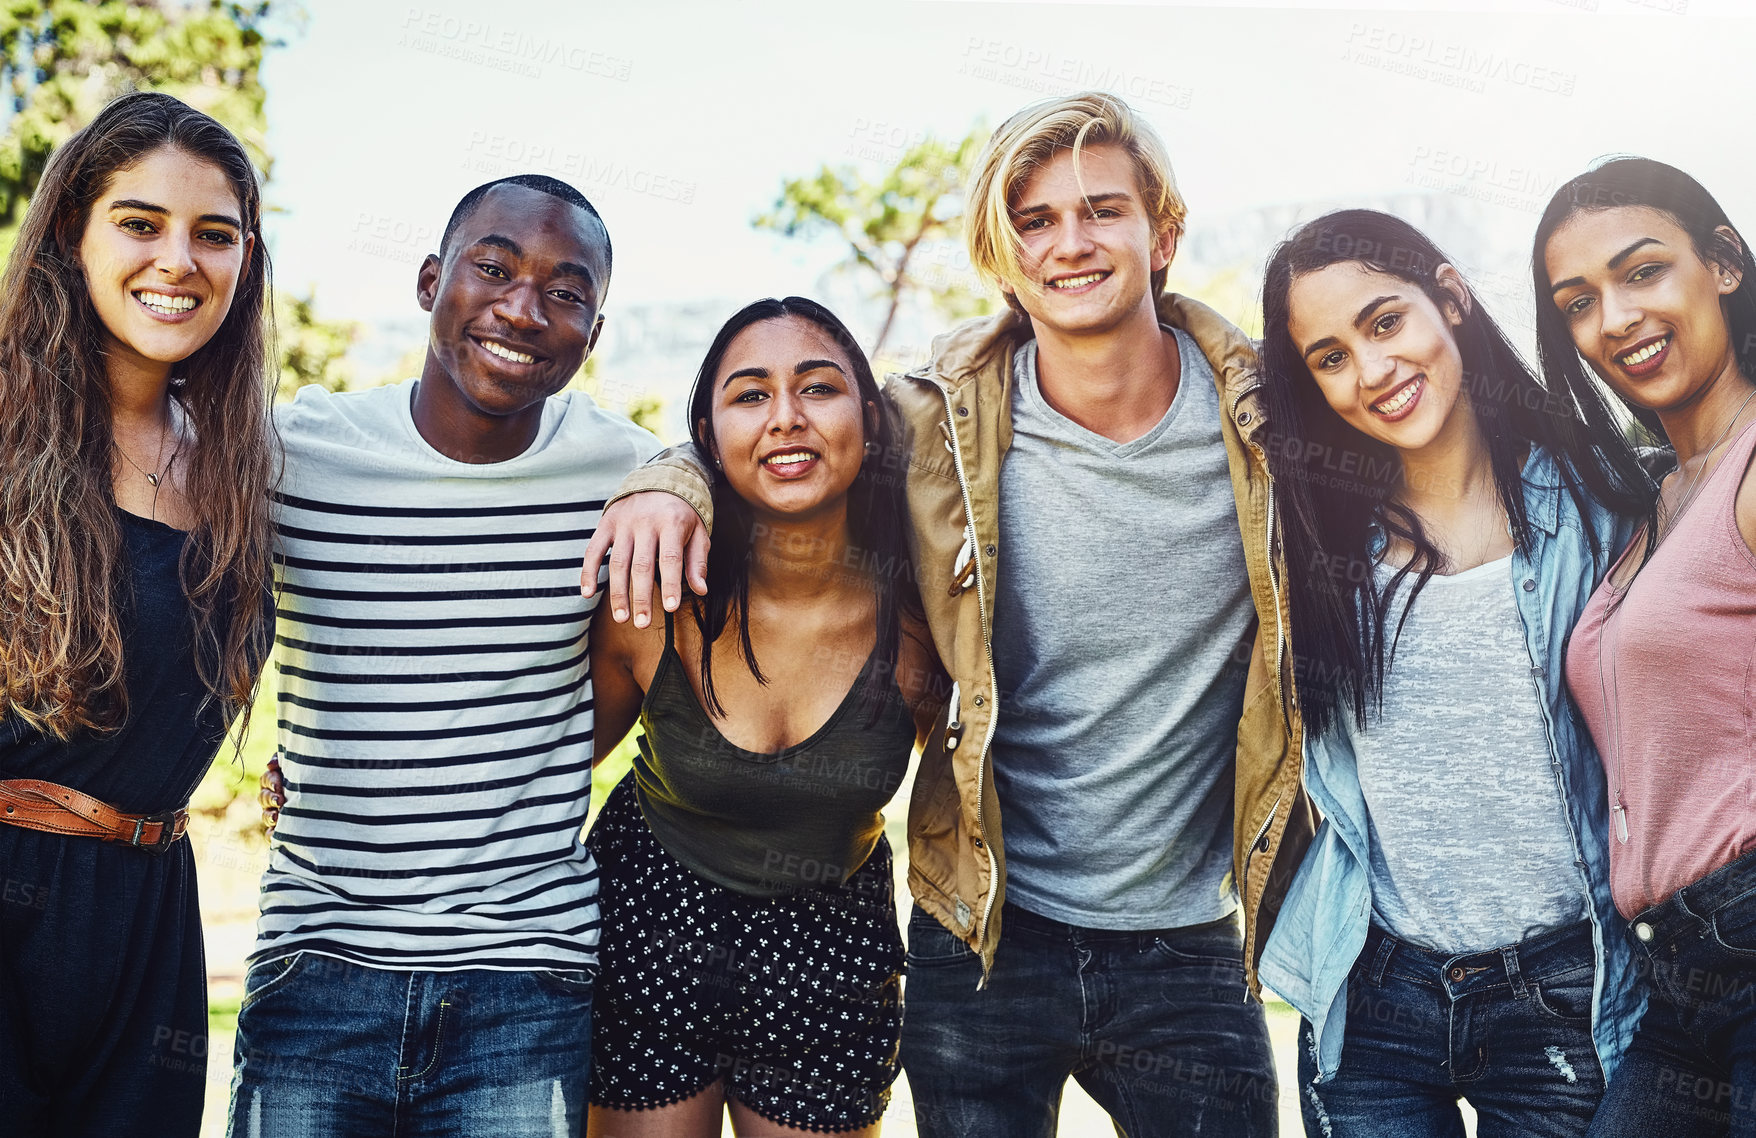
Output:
(276, 287), (356, 398)
(625, 391), (664, 440)
(755, 124), (992, 356)
(0, 2), (354, 403)
(0, 0), (287, 224)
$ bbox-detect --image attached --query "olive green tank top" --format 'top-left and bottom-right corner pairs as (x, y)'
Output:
(631, 611), (915, 897)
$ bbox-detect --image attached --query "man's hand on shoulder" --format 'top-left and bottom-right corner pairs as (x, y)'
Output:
(580, 492), (710, 627)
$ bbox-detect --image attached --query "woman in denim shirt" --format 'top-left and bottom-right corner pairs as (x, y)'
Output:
(1253, 210), (1654, 1137)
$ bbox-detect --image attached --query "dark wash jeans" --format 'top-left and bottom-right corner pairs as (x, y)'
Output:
(1298, 921), (1605, 1138)
(1587, 846), (1756, 1138)
(899, 902), (1276, 1138)
(226, 951), (595, 1137)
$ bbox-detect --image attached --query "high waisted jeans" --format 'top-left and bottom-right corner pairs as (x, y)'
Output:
(1298, 920), (1606, 1138)
(1588, 845), (1756, 1138)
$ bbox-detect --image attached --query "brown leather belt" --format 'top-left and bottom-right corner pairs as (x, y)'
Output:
(0, 779), (188, 853)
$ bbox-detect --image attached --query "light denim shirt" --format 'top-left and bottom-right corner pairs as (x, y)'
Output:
(1258, 447), (1644, 1082)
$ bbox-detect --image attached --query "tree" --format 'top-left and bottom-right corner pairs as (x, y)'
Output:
(755, 125), (990, 357)
(0, 1), (279, 223)
(0, 0), (352, 395)
(275, 289), (356, 399)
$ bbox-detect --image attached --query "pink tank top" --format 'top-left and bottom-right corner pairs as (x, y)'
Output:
(1566, 417), (1756, 918)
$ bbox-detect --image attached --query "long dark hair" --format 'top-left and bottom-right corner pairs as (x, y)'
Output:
(1532, 157), (1754, 578)
(0, 91), (275, 739)
(1533, 156), (1756, 444)
(685, 296), (914, 724)
(1259, 209), (1650, 739)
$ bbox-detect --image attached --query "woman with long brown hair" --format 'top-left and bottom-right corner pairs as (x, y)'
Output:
(0, 92), (276, 1134)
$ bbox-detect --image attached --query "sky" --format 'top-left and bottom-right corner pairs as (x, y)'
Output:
(258, 0), (1754, 410)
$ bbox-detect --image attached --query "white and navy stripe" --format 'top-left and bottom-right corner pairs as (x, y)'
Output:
(252, 380), (657, 971)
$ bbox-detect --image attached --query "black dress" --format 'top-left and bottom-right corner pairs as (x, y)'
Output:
(0, 510), (264, 1136)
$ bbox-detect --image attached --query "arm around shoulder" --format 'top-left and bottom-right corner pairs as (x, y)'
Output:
(609, 442), (717, 532)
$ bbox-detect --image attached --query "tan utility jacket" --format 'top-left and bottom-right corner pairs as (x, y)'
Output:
(612, 292), (1315, 994)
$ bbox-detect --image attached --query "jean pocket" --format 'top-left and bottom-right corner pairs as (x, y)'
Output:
(1148, 917), (1247, 971)
(534, 967), (598, 997)
(240, 951), (306, 1011)
(905, 907), (976, 969)
(1530, 975), (1595, 1024)
(1709, 898), (1756, 956)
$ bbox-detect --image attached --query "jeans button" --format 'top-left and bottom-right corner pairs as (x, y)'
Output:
(1634, 921), (1654, 942)
(1449, 966), (1465, 981)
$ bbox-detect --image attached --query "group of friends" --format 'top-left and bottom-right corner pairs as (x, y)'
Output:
(0, 85), (1752, 1138)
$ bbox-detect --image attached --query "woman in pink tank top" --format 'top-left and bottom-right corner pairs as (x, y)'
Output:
(1536, 157), (1756, 1138)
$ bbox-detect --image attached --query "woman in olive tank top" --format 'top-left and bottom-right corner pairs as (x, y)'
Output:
(586, 297), (946, 1138)
(1535, 159), (1756, 1138)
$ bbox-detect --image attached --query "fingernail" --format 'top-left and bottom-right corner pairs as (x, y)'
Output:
(614, 608), (627, 621)
(664, 596), (677, 612)
(634, 612), (650, 629)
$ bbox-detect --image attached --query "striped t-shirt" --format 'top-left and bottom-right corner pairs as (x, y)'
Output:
(251, 379), (657, 972)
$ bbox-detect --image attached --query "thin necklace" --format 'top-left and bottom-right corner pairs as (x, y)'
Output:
(115, 438), (175, 487)
(114, 416), (179, 519)
(1597, 383), (1756, 843)
(1662, 384), (1756, 535)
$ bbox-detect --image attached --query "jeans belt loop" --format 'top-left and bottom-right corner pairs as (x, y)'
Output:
(1369, 933), (1396, 986)
(1673, 887), (1708, 938)
(1502, 944), (1527, 998)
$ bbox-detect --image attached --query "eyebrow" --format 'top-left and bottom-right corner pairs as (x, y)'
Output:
(1548, 237), (1663, 296)
(473, 233), (598, 291)
(721, 358), (847, 389)
(1011, 191), (1133, 217)
(109, 199), (241, 228)
(1299, 294), (1400, 359)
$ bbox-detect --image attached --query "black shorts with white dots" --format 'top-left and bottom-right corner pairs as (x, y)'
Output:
(587, 776), (904, 1132)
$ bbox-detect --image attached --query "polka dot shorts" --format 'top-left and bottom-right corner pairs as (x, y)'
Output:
(587, 775), (904, 1132)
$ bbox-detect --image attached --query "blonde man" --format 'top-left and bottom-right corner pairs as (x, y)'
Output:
(584, 93), (1308, 1137)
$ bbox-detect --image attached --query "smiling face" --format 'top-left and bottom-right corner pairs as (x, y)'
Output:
(77, 145), (250, 383)
(1001, 143), (1176, 339)
(1544, 206), (1742, 415)
(418, 183), (609, 421)
(1286, 261), (1474, 455)
(704, 315), (870, 522)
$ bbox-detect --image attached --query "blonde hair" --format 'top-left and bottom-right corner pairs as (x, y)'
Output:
(966, 92), (1186, 314)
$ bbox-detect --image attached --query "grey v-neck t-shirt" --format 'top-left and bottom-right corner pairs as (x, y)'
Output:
(991, 328), (1253, 930)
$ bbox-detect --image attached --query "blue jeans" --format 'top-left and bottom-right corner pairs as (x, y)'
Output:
(1587, 847), (1756, 1138)
(898, 902), (1276, 1137)
(226, 951), (594, 1137)
(1298, 921), (1605, 1138)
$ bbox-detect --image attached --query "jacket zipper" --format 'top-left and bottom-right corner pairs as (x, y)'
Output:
(1230, 381), (1291, 722)
(1241, 794), (1281, 904)
(938, 382), (1002, 954)
(1229, 378), (1291, 921)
